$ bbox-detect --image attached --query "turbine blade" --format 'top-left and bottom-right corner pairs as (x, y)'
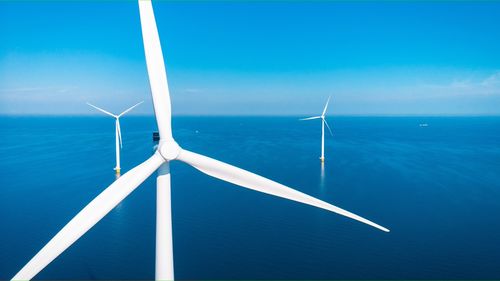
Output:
(323, 118), (333, 136)
(86, 102), (116, 118)
(117, 119), (123, 149)
(299, 116), (321, 121)
(12, 153), (165, 280)
(321, 96), (331, 117)
(176, 149), (389, 233)
(138, 0), (173, 140)
(118, 101), (144, 117)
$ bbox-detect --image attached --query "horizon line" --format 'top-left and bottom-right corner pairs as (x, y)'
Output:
(1, 113), (500, 118)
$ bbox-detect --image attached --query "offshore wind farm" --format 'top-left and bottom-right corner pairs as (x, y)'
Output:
(11, 2), (387, 279)
(1, 0), (500, 280)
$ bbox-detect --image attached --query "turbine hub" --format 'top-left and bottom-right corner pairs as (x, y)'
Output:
(158, 139), (181, 161)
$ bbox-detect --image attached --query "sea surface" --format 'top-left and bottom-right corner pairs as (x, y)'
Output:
(1, 116), (500, 280)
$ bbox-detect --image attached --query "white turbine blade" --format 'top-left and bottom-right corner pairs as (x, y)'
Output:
(299, 116), (321, 121)
(118, 101), (144, 117)
(321, 95), (331, 117)
(323, 118), (333, 136)
(86, 102), (116, 118)
(117, 119), (123, 149)
(176, 149), (389, 232)
(12, 153), (165, 280)
(138, 0), (173, 140)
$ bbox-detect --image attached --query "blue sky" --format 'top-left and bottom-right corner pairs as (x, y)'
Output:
(1, 1), (499, 116)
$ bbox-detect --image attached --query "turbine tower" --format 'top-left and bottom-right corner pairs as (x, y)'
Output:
(300, 96), (333, 162)
(87, 101), (143, 174)
(12, 2), (388, 280)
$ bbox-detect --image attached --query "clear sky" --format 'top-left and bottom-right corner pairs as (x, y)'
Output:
(1, 1), (499, 116)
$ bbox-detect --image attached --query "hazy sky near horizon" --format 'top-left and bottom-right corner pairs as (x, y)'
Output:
(1, 1), (500, 116)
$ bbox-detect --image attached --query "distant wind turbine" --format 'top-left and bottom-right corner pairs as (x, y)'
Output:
(12, 2), (388, 280)
(300, 96), (333, 162)
(87, 101), (143, 174)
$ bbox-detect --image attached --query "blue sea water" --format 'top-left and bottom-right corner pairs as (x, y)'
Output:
(1, 116), (500, 280)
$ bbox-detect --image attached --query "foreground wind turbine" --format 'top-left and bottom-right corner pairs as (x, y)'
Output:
(12, 2), (389, 280)
(87, 101), (143, 174)
(300, 96), (333, 162)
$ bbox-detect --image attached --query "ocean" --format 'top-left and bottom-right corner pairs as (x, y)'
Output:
(1, 116), (500, 279)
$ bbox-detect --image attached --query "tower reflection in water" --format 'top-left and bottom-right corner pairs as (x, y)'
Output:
(319, 162), (325, 192)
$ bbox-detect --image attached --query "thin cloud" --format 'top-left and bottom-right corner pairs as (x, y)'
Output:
(0, 86), (76, 94)
(481, 72), (500, 87)
(420, 71), (500, 97)
(182, 88), (203, 94)
(0, 87), (49, 93)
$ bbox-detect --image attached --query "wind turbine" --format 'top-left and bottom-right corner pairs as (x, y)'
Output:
(87, 101), (143, 174)
(12, 2), (389, 280)
(300, 96), (333, 162)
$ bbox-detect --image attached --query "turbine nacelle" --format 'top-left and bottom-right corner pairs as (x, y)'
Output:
(158, 139), (181, 161)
